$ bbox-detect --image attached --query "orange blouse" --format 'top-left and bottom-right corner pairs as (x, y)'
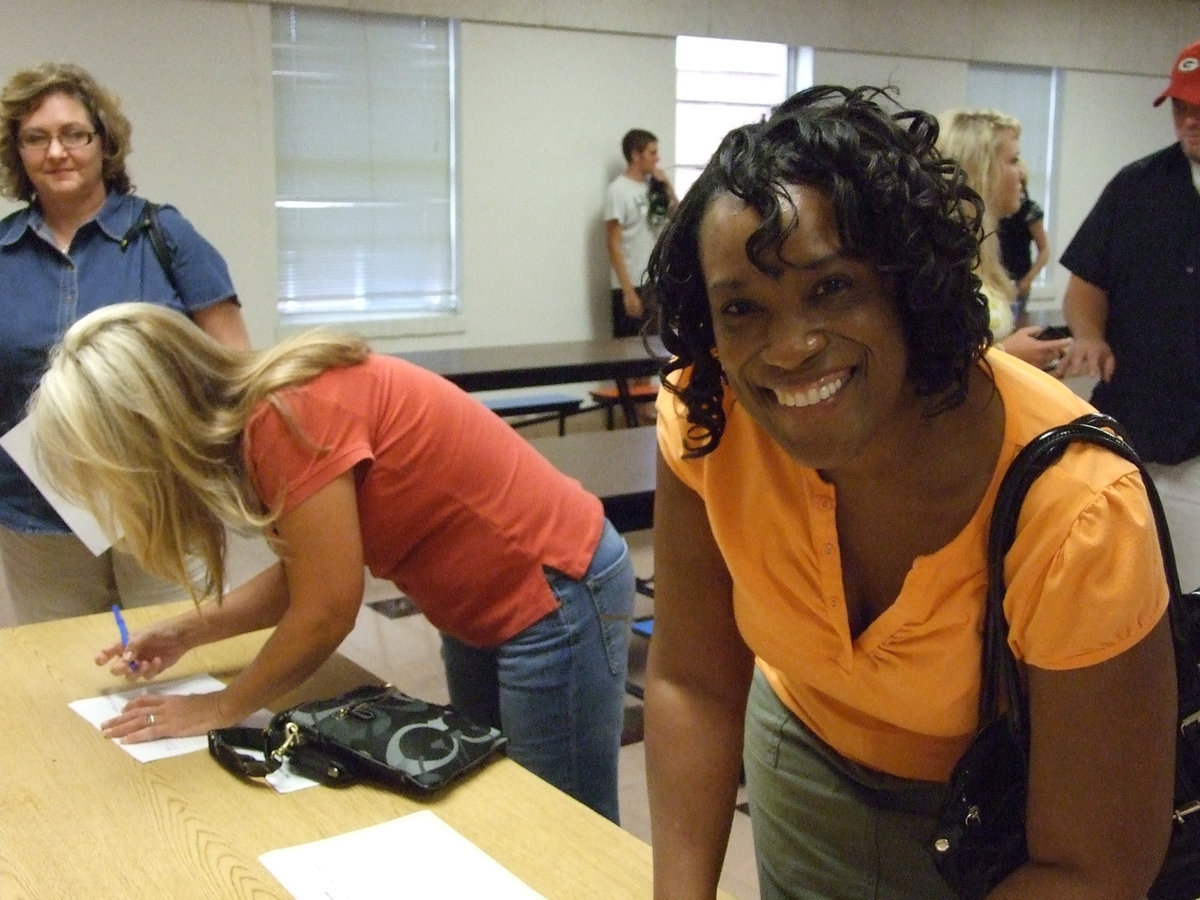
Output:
(657, 350), (1167, 780)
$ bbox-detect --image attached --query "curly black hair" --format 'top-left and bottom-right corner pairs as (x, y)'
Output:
(648, 85), (990, 457)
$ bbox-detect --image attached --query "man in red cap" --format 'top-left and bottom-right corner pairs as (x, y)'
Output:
(1154, 39), (1200, 161)
(1058, 38), (1200, 588)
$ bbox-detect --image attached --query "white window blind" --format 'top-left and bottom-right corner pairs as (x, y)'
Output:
(272, 6), (457, 331)
(674, 36), (803, 199)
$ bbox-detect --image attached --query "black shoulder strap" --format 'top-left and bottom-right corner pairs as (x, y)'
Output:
(118, 201), (178, 293)
(983, 413), (1197, 731)
(206, 726), (282, 778)
(142, 202), (174, 278)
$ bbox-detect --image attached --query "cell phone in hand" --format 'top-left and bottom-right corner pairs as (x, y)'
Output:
(1036, 325), (1072, 341)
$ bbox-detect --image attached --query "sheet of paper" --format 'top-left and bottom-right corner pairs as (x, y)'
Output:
(259, 810), (546, 899)
(0, 415), (111, 554)
(70, 674), (258, 762)
(265, 761), (321, 793)
(70, 674), (317, 790)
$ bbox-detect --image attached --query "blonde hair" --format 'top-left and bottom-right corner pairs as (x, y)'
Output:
(29, 302), (369, 603)
(936, 109), (1022, 320)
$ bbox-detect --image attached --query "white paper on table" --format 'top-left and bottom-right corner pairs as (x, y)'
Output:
(264, 760), (321, 793)
(259, 810), (547, 899)
(0, 415), (111, 554)
(69, 673), (273, 764)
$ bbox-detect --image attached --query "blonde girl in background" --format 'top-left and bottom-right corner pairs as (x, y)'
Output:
(937, 109), (1070, 370)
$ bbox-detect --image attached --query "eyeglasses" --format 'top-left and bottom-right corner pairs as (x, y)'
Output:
(16, 128), (96, 152)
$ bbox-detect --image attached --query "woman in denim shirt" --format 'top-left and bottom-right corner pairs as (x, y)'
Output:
(0, 62), (250, 623)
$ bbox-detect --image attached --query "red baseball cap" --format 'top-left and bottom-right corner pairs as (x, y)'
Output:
(1154, 39), (1200, 107)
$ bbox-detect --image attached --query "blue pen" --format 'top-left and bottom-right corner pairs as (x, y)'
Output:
(111, 604), (137, 671)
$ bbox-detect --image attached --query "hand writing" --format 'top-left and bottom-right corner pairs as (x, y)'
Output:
(95, 619), (190, 681)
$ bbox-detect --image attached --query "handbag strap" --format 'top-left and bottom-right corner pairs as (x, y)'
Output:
(206, 725), (284, 778)
(982, 412), (1198, 732)
(118, 200), (179, 293)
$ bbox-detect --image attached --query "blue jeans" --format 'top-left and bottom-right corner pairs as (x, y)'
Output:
(441, 519), (634, 823)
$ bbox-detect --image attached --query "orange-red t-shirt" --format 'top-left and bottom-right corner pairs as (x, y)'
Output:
(657, 350), (1167, 781)
(244, 354), (603, 647)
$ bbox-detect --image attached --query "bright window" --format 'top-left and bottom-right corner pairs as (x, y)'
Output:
(272, 7), (458, 335)
(674, 37), (810, 198)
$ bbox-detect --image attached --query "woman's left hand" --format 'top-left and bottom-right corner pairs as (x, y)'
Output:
(100, 690), (231, 743)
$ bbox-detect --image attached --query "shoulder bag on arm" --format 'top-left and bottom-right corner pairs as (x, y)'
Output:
(930, 413), (1200, 899)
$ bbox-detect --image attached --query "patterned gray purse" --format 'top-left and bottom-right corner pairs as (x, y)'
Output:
(208, 684), (507, 793)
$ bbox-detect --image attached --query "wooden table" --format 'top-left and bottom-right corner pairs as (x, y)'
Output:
(0, 602), (697, 899)
(529, 427), (657, 534)
(399, 336), (665, 428)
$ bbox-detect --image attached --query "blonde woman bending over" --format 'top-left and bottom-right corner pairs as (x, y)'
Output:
(937, 109), (1070, 371)
(29, 302), (635, 823)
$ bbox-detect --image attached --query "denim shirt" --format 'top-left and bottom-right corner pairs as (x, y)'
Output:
(0, 191), (236, 532)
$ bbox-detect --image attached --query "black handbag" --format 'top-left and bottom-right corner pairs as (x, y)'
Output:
(930, 414), (1200, 899)
(207, 684), (507, 793)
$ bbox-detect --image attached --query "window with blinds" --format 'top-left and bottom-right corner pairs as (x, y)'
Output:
(674, 36), (810, 199)
(272, 7), (458, 334)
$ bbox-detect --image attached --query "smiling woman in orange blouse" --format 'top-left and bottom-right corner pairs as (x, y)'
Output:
(642, 85), (1174, 898)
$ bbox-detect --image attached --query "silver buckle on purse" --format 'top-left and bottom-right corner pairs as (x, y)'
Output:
(271, 721), (301, 762)
(1173, 800), (1200, 825)
(1180, 709), (1200, 739)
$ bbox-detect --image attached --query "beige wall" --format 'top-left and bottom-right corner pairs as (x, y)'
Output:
(0, 0), (1194, 349)
(456, 22), (675, 345)
(228, 0), (1197, 77)
(0, 0), (278, 344)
